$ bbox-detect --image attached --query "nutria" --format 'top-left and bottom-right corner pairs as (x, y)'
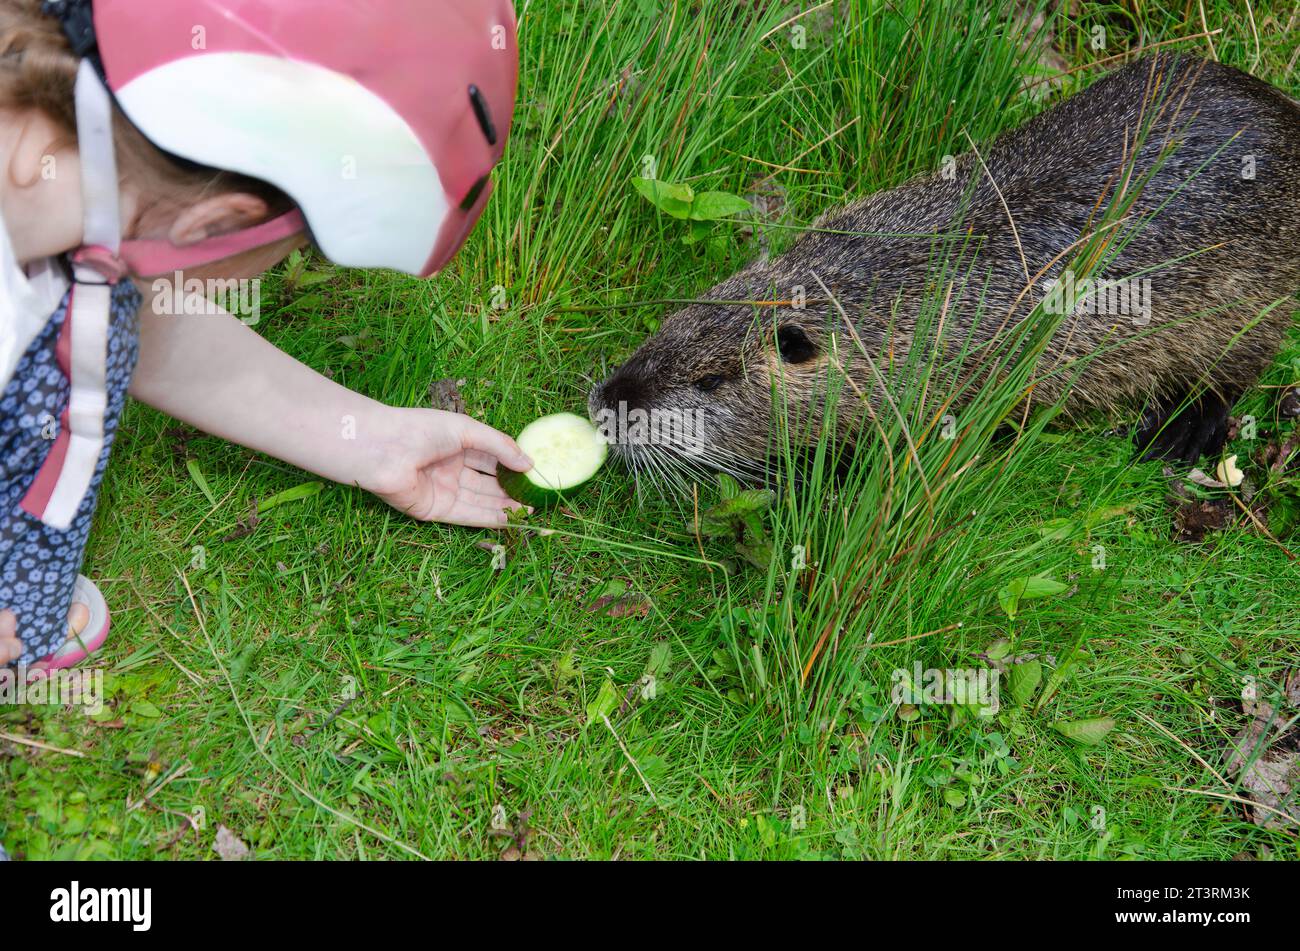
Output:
(588, 55), (1300, 484)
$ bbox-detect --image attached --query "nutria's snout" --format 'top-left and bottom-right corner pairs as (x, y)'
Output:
(587, 348), (687, 453)
(589, 303), (833, 490)
(587, 360), (648, 423)
(587, 356), (651, 447)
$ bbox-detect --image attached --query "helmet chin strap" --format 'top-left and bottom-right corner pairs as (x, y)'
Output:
(20, 61), (305, 532)
(69, 58), (126, 282)
(71, 59), (305, 282)
(19, 60), (122, 530)
(119, 207), (306, 278)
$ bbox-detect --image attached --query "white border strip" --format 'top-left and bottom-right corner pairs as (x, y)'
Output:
(40, 277), (110, 530)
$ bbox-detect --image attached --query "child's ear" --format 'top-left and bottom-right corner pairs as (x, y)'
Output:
(8, 112), (68, 188)
(168, 193), (270, 246)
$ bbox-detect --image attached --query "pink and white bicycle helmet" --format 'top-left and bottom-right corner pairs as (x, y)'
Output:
(44, 0), (518, 277)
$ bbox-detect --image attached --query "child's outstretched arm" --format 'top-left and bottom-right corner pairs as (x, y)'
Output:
(129, 295), (533, 528)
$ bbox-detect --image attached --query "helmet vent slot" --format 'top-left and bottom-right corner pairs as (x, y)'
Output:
(459, 174), (489, 211)
(468, 85), (497, 146)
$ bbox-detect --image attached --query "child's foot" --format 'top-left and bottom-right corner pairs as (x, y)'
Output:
(67, 601), (91, 640)
(1, 579), (105, 670)
(0, 610), (20, 665)
(35, 577), (109, 673)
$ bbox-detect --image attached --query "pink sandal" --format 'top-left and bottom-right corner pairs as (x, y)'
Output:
(31, 575), (111, 674)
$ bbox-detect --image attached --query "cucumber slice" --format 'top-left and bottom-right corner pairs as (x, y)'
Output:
(497, 412), (607, 508)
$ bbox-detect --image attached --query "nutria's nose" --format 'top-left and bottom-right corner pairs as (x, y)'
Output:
(590, 369), (644, 413)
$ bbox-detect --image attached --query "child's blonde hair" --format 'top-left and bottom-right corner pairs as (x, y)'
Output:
(0, 0), (292, 235)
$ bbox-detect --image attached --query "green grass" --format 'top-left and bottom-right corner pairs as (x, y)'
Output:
(4, 0), (1299, 860)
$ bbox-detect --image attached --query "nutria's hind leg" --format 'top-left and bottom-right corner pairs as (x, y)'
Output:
(1133, 390), (1235, 465)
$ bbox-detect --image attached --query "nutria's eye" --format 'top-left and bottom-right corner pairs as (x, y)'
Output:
(694, 374), (724, 393)
(776, 325), (816, 364)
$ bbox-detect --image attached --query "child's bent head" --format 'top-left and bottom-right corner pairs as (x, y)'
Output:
(1, 0), (518, 279)
(0, 0), (294, 270)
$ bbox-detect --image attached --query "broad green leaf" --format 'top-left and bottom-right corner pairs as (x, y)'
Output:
(997, 575), (1069, 619)
(1085, 504), (1134, 527)
(1019, 576), (1069, 598)
(335, 329), (382, 351)
(443, 695), (475, 724)
(1035, 649), (1082, 712)
(644, 641), (672, 680)
(736, 538), (773, 572)
(697, 487), (775, 550)
(1008, 660), (1042, 707)
(228, 644), (259, 684)
(554, 650), (579, 684)
(1052, 717), (1116, 746)
(587, 578), (626, 602)
(688, 191), (752, 221)
(631, 177), (694, 218)
(996, 586), (1018, 619)
(585, 677), (620, 723)
(710, 489), (774, 520)
(295, 270), (336, 288)
(131, 700), (162, 718)
(257, 481), (323, 513)
(716, 473), (742, 499)
(681, 219), (714, 244)
(986, 638), (1012, 661)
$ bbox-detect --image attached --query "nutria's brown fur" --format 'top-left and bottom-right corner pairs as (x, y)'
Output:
(589, 55), (1300, 481)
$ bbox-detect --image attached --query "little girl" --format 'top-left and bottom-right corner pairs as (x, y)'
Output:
(0, 0), (530, 670)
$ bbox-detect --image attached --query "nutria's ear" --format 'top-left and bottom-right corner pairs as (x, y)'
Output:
(776, 324), (817, 364)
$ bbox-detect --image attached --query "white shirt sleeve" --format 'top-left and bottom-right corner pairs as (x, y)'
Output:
(0, 218), (71, 395)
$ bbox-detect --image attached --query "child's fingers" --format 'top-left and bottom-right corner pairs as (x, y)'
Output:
(463, 489), (517, 512)
(460, 470), (534, 520)
(462, 420), (532, 472)
(446, 477), (533, 526)
(463, 449), (501, 474)
(448, 503), (517, 529)
(460, 467), (513, 499)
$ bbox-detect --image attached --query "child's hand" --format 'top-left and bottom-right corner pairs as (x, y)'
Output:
(361, 409), (533, 528)
(129, 306), (534, 529)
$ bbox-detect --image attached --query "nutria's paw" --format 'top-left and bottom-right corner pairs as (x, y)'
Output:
(1133, 392), (1232, 465)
